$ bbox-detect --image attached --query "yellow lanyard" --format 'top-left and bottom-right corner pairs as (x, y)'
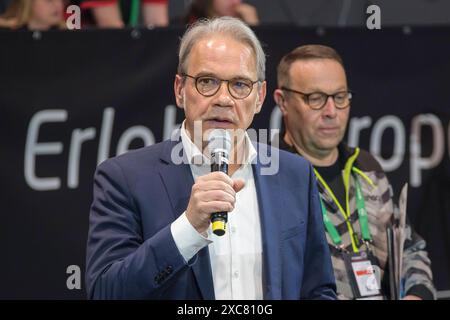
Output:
(314, 169), (360, 253)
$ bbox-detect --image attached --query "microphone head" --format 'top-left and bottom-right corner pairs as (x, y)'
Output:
(207, 129), (232, 157)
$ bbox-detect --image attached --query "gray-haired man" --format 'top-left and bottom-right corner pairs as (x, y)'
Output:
(86, 17), (337, 299)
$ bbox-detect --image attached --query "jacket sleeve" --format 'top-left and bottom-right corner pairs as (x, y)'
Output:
(300, 164), (337, 300)
(401, 221), (436, 299)
(85, 158), (189, 299)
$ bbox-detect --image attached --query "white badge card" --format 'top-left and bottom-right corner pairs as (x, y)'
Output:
(342, 251), (383, 299)
(351, 259), (381, 297)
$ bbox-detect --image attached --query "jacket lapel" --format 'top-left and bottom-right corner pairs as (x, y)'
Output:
(158, 139), (215, 300)
(253, 160), (282, 300)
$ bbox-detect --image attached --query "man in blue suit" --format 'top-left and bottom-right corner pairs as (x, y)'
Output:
(85, 17), (336, 300)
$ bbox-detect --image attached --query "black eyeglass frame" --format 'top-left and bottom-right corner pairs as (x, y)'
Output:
(182, 73), (260, 99)
(281, 86), (353, 110)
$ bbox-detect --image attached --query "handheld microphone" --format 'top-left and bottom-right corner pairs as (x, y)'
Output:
(207, 129), (232, 236)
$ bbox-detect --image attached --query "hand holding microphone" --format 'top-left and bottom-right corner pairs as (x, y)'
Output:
(185, 129), (245, 236)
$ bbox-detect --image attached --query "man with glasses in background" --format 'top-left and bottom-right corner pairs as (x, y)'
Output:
(274, 44), (436, 300)
(86, 18), (336, 300)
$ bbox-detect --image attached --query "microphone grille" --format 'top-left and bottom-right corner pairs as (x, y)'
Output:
(207, 129), (232, 156)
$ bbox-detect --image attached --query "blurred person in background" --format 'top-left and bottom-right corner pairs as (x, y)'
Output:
(0, 0), (66, 30)
(185, 0), (259, 26)
(76, 0), (168, 28)
(274, 44), (436, 300)
(0, 0), (13, 15)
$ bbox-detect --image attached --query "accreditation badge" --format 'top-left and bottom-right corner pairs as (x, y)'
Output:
(342, 250), (383, 299)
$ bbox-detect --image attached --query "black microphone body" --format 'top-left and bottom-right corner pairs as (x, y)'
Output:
(210, 150), (229, 236)
(208, 129), (232, 236)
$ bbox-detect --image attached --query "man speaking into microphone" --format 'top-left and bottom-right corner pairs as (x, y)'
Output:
(85, 17), (336, 300)
(207, 129), (232, 236)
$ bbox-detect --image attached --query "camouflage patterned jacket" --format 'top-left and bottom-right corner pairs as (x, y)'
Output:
(316, 144), (436, 300)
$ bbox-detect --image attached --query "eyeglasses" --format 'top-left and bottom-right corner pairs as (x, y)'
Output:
(182, 74), (259, 99)
(281, 86), (353, 110)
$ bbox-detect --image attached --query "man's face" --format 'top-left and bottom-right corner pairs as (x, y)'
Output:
(276, 59), (350, 156)
(174, 35), (266, 141)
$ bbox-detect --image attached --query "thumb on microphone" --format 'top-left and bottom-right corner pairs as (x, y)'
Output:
(233, 179), (246, 193)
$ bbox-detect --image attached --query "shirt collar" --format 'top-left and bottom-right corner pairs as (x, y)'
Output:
(180, 120), (257, 167)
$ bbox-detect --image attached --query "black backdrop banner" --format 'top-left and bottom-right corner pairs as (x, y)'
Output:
(1, 27), (449, 299)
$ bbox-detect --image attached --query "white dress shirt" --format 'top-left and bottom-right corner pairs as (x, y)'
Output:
(170, 122), (263, 300)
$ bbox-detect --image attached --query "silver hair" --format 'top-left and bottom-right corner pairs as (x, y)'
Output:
(178, 17), (266, 81)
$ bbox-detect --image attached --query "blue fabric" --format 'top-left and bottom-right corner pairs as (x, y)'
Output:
(85, 139), (337, 299)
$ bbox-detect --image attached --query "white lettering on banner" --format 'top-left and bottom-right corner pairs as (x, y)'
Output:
(370, 115), (405, 172)
(97, 107), (114, 165)
(24, 108), (161, 191)
(68, 128), (96, 189)
(25, 110), (67, 191)
(350, 114), (446, 187)
(348, 116), (372, 148)
(348, 114), (446, 185)
(66, 265), (81, 290)
(269, 106), (449, 188)
(410, 114), (445, 187)
(23, 107), (449, 191)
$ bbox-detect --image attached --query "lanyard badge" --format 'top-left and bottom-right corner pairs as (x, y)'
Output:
(342, 250), (383, 299)
(315, 166), (383, 299)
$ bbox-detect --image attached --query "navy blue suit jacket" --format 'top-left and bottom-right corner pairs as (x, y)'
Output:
(86, 139), (336, 299)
